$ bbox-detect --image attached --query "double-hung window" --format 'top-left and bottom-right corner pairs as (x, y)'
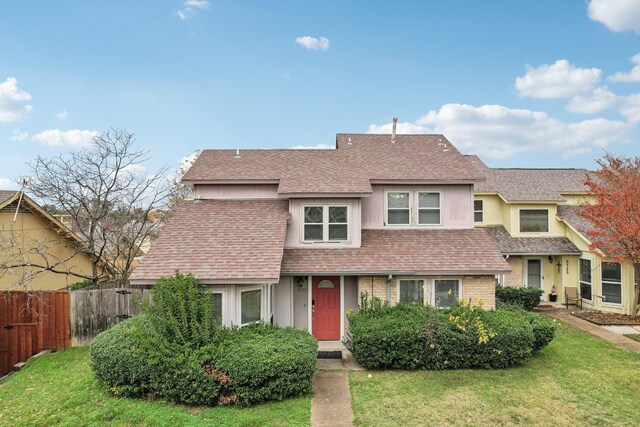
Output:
(303, 205), (348, 242)
(386, 192), (410, 225)
(474, 200), (483, 223)
(398, 279), (425, 304)
(602, 262), (622, 304)
(519, 209), (549, 233)
(239, 287), (262, 325)
(417, 192), (441, 225)
(579, 259), (592, 301)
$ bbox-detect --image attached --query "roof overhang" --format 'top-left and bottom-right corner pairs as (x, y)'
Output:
(371, 179), (480, 185)
(130, 277), (280, 286)
(280, 269), (510, 276)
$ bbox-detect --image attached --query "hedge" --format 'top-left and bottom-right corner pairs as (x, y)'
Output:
(495, 286), (544, 310)
(90, 273), (317, 406)
(345, 301), (556, 370)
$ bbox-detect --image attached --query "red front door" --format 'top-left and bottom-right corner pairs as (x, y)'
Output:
(312, 276), (340, 340)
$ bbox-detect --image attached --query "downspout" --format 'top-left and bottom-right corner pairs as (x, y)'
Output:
(386, 275), (392, 304)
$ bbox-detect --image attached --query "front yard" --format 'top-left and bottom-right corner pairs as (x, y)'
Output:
(349, 324), (640, 426)
(0, 347), (310, 427)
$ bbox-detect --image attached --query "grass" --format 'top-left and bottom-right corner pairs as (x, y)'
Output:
(349, 323), (640, 426)
(0, 347), (310, 427)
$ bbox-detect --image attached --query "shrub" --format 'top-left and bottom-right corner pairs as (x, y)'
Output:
(495, 286), (544, 310)
(346, 301), (555, 370)
(90, 272), (318, 406)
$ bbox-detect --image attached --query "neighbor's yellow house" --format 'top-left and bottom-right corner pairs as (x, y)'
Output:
(468, 156), (637, 315)
(0, 190), (97, 290)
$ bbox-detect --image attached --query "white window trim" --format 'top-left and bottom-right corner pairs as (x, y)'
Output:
(301, 204), (350, 243)
(396, 277), (462, 307)
(416, 191), (442, 226)
(518, 208), (550, 233)
(579, 258), (592, 301)
(384, 190), (411, 226)
(237, 285), (264, 326)
(204, 288), (228, 326)
(601, 262), (623, 306)
(474, 199), (484, 223)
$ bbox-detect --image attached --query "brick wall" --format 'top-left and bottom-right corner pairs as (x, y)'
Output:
(504, 256), (523, 287)
(357, 275), (495, 309)
(462, 276), (496, 309)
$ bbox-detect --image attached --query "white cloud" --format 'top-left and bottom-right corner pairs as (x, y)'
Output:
(515, 60), (601, 99)
(295, 36), (330, 52)
(31, 129), (98, 148)
(0, 77), (33, 122)
(620, 93), (640, 123)
(177, 0), (209, 20)
(0, 178), (19, 190)
(290, 144), (334, 149)
(367, 121), (430, 134)
(588, 0), (640, 33)
(566, 87), (619, 113)
(608, 53), (640, 82)
(369, 103), (633, 159)
(11, 129), (29, 142)
(56, 108), (68, 119)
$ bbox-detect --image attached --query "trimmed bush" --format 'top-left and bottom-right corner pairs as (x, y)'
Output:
(496, 286), (544, 310)
(90, 272), (317, 406)
(346, 300), (555, 370)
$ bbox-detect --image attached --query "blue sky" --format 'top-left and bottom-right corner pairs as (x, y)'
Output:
(2, 0), (640, 189)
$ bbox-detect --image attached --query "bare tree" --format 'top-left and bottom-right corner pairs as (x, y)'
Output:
(26, 128), (174, 286)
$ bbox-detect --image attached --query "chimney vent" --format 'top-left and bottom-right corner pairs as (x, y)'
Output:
(347, 137), (352, 145)
(391, 117), (398, 144)
(234, 149), (241, 159)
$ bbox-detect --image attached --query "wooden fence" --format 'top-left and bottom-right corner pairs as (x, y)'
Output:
(0, 291), (70, 377)
(70, 288), (151, 346)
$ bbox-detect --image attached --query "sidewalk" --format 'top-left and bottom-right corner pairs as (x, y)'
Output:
(311, 371), (354, 427)
(542, 308), (640, 355)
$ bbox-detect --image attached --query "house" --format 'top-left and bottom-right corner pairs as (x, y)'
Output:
(468, 156), (638, 315)
(130, 132), (510, 341)
(0, 191), (97, 290)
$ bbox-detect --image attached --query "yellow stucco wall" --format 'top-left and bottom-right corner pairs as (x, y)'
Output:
(0, 208), (95, 290)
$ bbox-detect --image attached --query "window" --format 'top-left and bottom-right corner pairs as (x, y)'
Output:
(417, 192), (441, 225)
(519, 209), (549, 233)
(303, 205), (349, 242)
(240, 288), (262, 325)
(579, 259), (592, 301)
(602, 262), (622, 304)
(434, 279), (460, 308)
(210, 292), (223, 324)
(474, 200), (483, 223)
(387, 192), (410, 225)
(398, 279), (424, 304)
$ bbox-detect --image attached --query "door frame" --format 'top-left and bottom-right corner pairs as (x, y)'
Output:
(307, 275), (344, 341)
(524, 257), (544, 299)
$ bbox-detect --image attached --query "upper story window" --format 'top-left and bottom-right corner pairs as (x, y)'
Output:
(474, 200), (483, 223)
(303, 205), (348, 242)
(519, 209), (548, 233)
(602, 262), (622, 304)
(385, 191), (441, 226)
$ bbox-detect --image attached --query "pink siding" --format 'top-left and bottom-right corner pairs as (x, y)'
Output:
(285, 198), (362, 248)
(194, 184), (279, 199)
(361, 184), (473, 229)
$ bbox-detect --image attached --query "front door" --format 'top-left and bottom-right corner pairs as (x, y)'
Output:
(312, 276), (340, 340)
(526, 259), (543, 297)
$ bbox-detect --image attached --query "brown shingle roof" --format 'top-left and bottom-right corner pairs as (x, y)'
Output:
(182, 134), (483, 194)
(466, 155), (589, 202)
(281, 228), (510, 275)
(0, 190), (18, 205)
(556, 205), (594, 238)
(483, 226), (582, 255)
(130, 199), (290, 283)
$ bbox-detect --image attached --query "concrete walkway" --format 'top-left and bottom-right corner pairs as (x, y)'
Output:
(543, 308), (640, 355)
(311, 371), (354, 427)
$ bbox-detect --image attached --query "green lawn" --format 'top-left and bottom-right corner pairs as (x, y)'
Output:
(0, 347), (310, 427)
(349, 323), (640, 427)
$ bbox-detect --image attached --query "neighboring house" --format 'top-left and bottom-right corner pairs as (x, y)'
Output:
(0, 191), (97, 290)
(468, 156), (638, 315)
(130, 134), (510, 341)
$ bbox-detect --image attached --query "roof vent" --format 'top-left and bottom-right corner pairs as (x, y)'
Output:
(347, 137), (352, 145)
(443, 144), (450, 152)
(437, 138), (444, 146)
(391, 117), (398, 144)
(234, 149), (241, 159)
